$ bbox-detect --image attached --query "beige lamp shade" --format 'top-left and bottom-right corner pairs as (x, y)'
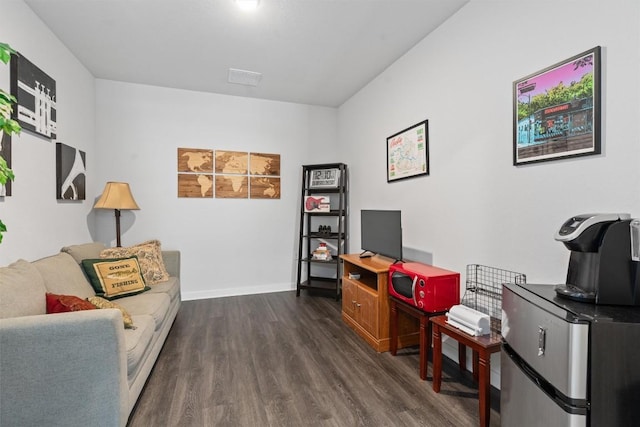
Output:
(94, 182), (140, 210)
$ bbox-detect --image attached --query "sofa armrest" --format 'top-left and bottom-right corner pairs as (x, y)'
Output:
(162, 250), (180, 278)
(0, 310), (129, 427)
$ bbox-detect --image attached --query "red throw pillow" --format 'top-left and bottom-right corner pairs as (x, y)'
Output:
(46, 293), (96, 314)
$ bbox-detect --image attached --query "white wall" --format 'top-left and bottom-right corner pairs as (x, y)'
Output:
(94, 80), (339, 300)
(339, 0), (640, 386)
(0, 0), (97, 265)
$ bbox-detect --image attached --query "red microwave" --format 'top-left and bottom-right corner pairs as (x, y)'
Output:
(388, 262), (460, 313)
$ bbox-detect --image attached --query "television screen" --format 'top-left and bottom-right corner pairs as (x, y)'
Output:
(360, 210), (403, 261)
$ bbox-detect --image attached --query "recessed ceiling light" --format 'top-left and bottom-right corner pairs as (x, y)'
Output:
(228, 68), (262, 87)
(235, 0), (260, 12)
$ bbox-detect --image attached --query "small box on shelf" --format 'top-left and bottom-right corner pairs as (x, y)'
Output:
(311, 242), (332, 261)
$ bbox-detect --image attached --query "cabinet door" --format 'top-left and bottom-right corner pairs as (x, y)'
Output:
(342, 279), (357, 320)
(358, 286), (379, 337)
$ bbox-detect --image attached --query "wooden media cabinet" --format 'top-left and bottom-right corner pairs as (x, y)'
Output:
(340, 254), (419, 352)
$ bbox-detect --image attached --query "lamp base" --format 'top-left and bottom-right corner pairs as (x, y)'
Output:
(114, 209), (122, 247)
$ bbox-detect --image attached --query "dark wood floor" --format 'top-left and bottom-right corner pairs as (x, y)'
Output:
(128, 291), (500, 427)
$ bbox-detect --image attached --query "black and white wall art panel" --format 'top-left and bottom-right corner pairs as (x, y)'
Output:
(56, 142), (86, 200)
(10, 53), (57, 139)
(0, 133), (11, 196)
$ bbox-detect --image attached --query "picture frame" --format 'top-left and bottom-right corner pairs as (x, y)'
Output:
(10, 52), (57, 139)
(309, 168), (340, 189)
(0, 132), (11, 196)
(56, 142), (86, 200)
(513, 46), (601, 166)
(387, 119), (429, 182)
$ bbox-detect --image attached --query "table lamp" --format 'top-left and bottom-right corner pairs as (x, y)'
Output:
(94, 182), (140, 247)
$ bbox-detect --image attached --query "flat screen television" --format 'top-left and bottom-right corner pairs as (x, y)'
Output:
(360, 209), (403, 262)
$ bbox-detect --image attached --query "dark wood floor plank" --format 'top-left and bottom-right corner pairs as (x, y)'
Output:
(128, 291), (500, 427)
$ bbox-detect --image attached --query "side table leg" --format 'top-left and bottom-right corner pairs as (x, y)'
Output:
(478, 352), (491, 427)
(458, 342), (466, 372)
(390, 299), (398, 356)
(419, 315), (428, 380)
(473, 350), (480, 383)
(432, 325), (442, 392)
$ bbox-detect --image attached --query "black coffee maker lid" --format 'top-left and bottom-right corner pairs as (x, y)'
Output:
(555, 213), (631, 243)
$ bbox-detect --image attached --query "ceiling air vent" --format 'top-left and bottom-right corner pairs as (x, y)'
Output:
(228, 68), (262, 87)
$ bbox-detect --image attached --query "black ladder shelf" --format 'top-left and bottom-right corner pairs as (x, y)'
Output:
(296, 163), (348, 300)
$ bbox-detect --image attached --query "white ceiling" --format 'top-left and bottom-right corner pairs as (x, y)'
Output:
(24, 0), (468, 107)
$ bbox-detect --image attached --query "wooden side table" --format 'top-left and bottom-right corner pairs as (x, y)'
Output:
(389, 296), (445, 380)
(430, 315), (501, 427)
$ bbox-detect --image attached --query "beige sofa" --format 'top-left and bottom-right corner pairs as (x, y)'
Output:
(0, 242), (181, 427)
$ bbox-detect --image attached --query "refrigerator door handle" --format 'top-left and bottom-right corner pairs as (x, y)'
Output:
(538, 326), (546, 356)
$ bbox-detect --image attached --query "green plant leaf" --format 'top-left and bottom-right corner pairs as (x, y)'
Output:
(0, 155), (14, 185)
(0, 42), (16, 245)
(0, 116), (21, 135)
(0, 42), (16, 65)
(0, 89), (17, 104)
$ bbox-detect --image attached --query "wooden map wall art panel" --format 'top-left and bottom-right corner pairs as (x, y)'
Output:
(215, 175), (248, 198)
(178, 148), (213, 173)
(56, 142), (86, 200)
(215, 150), (249, 199)
(0, 133), (11, 196)
(178, 173), (213, 198)
(177, 148), (213, 198)
(250, 152), (280, 176)
(250, 176), (280, 199)
(249, 152), (281, 199)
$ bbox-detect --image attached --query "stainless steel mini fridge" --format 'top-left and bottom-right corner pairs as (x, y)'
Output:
(501, 283), (640, 426)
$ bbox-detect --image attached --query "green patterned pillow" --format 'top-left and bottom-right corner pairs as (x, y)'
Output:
(81, 256), (149, 300)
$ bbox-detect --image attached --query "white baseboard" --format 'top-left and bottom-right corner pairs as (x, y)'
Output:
(181, 282), (295, 301)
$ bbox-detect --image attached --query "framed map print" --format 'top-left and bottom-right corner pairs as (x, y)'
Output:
(387, 120), (429, 182)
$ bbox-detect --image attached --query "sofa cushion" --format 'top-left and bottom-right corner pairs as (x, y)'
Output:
(100, 240), (169, 285)
(145, 276), (180, 302)
(81, 257), (150, 300)
(46, 293), (96, 314)
(123, 315), (155, 382)
(33, 253), (96, 299)
(60, 242), (106, 264)
(116, 293), (171, 331)
(88, 296), (135, 329)
(0, 260), (47, 319)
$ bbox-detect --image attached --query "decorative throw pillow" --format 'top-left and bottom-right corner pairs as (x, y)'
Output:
(46, 293), (97, 314)
(87, 296), (135, 329)
(100, 240), (169, 285)
(81, 256), (149, 300)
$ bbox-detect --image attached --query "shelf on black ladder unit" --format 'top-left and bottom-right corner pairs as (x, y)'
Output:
(295, 163), (348, 300)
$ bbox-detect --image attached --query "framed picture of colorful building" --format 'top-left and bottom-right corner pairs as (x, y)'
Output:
(513, 46), (601, 165)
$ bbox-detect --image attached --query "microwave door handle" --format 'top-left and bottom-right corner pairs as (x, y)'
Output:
(412, 276), (418, 306)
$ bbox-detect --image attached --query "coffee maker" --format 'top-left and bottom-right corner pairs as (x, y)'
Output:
(554, 213), (640, 305)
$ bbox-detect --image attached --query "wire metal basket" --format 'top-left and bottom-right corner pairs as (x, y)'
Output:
(461, 264), (526, 333)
